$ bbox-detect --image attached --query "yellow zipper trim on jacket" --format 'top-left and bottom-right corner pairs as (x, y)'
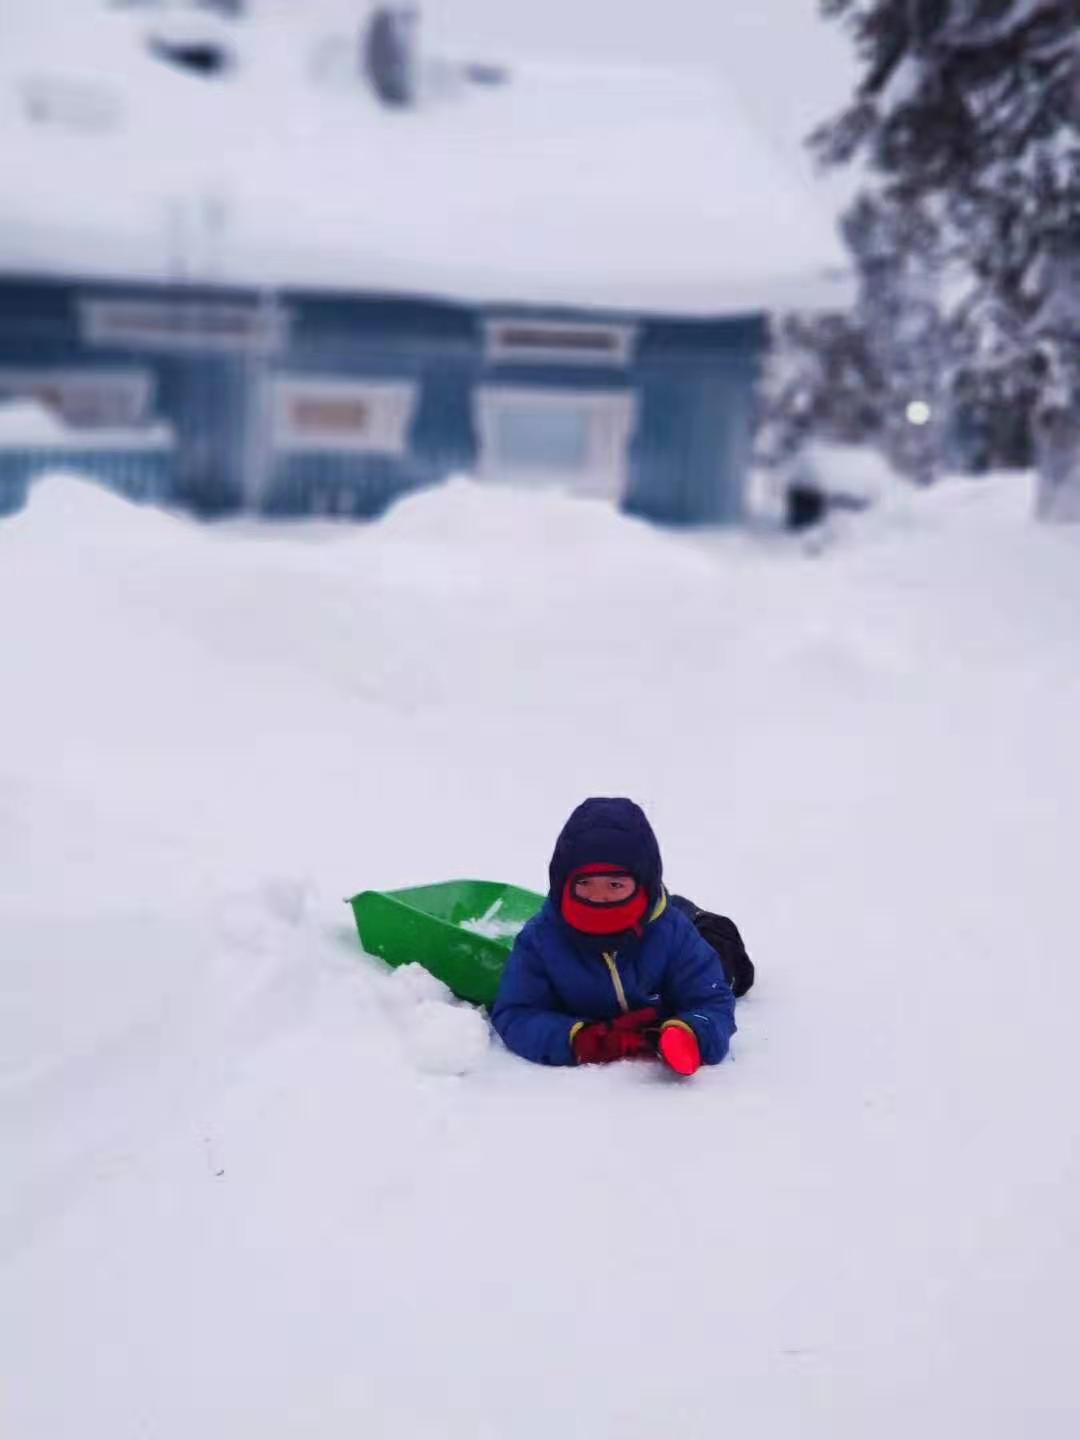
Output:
(602, 951), (630, 1013)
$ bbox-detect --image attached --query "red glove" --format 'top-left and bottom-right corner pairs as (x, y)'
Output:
(658, 1021), (702, 1076)
(573, 1008), (659, 1065)
(612, 1006), (660, 1034)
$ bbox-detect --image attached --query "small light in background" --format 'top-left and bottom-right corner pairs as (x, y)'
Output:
(906, 400), (933, 427)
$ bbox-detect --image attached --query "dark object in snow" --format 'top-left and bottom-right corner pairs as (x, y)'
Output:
(148, 36), (233, 77)
(785, 483), (828, 532)
(783, 473), (870, 532)
(669, 895), (755, 998)
(463, 62), (510, 87)
(363, 6), (419, 108)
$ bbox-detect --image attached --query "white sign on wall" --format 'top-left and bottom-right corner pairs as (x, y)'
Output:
(271, 377), (417, 455)
(0, 367), (154, 428)
(80, 297), (288, 355)
(484, 318), (637, 368)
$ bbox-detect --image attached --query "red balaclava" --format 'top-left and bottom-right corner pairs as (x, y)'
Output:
(560, 861), (649, 937)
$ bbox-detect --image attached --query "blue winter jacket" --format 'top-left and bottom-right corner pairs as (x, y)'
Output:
(492, 897), (737, 1066)
(492, 797), (736, 1067)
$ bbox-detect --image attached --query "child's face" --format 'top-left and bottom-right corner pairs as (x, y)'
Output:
(573, 873), (637, 904)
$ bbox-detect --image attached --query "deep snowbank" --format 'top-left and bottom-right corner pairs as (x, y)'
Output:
(2, 471), (1079, 1438)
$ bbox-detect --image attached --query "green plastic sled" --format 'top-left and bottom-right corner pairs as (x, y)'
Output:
(348, 879), (545, 1008)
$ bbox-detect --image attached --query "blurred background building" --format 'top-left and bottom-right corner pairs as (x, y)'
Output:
(0, 0), (845, 522)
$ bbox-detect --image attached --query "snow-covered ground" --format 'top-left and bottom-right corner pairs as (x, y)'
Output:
(3, 470), (1079, 1438)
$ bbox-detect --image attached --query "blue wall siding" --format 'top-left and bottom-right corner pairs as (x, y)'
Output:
(409, 365), (479, 474)
(261, 292), (479, 513)
(632, 362), (761, 524)
(630, 315), (764, 523)
(158, 354), (251, 514)
(0, 278), (766, 525)
(0, 280), (254, 515)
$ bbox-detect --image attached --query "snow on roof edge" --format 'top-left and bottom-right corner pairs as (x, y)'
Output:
(0, 254), (853, 324)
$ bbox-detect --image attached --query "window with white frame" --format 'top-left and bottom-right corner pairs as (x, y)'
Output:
(0, 367), (154, 428)
(80, 296), (288, 355)
(484, 318), (637, 368)
(475, 387), (636, 499)
(271, 377), (417, 455)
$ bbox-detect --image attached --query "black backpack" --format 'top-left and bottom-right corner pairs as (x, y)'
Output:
(669, 895), (756, 998)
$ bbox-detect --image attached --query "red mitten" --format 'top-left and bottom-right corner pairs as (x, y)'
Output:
(659, 1021), (702, 1076)
(611, 1006), (660, 1034)
(573, 1022), (654, 1065)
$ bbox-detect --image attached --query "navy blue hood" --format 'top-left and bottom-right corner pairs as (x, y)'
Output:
(548, 797), (664, 906)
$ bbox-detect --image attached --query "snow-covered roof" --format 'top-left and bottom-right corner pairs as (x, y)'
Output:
(0, 0), (847, 316)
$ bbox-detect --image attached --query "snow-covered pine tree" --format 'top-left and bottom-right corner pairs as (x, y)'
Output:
(756, 310), (881, 470)
(813, 0), (1080, 519)
(757, 190), (953, 486)
(845, 190), (956, 481)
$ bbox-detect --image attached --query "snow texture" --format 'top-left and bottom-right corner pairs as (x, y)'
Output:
(0, 397), (174, 450)
(382, 964), (491, 1077)
(458, 899), (526, 940)
(2, 467), (1080, 1438)
(0, 0), (845, 314)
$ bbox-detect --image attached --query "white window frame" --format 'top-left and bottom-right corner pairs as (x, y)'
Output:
(80, 296), (288, 355)
(271, 376), (417, 456)
(475, 386), (637, 500)
(483, 318), (637, 368)
(0, 366), (154, 428)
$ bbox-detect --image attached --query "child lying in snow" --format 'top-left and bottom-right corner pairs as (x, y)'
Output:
(492, 797), (752, 1075)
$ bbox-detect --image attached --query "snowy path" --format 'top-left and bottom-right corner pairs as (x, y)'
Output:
(2, 474), (1078, 1438)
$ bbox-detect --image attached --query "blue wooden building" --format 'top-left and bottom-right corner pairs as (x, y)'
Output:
(0, 276), (765, 524)
(0, 11), (845, 525)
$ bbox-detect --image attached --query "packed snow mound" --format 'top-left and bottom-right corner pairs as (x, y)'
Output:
(371, 474), (721, 585)
(8, 467), (184, 534)
(384, 966), (492, 1077)
(3, 465), (1080, 1440)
